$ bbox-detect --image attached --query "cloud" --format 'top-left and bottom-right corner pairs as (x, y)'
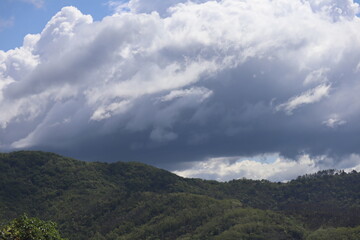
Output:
(117, 0), (212, 16)
(115, 0), (360, 19)
(303, 68), (329, 85)
(276, 84), (331, 115)
(0, 17), (14, 32)
(150, 128), (178, 142)
(21, 0), (44, 8)
(306, 0), (360, 21)
(1, 1), (360, 179)
(323, 114), (347, 128)
(107, 1), (130, 13)
(174, 154), (360, 182)
(159, 87), (212, 103)
(173, 155), (321, 182)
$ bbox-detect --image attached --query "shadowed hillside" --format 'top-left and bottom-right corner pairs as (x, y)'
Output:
(1, 151), (360, 239)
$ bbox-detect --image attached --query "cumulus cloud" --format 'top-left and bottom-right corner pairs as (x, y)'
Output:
(173, 155), (321, 182)
(174, 154), (360, 182)
(1, 0), (360, 180)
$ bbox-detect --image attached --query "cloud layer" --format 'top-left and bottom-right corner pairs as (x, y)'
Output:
(1, 0), (360, 179)
(174, 154), (360, 182)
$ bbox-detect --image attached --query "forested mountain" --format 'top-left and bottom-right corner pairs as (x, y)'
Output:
(1, 151), (360, 239)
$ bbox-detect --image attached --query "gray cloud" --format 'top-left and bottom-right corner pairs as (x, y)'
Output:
(1, 0), (360, 179)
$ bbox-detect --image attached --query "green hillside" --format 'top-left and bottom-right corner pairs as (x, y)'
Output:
(0, 151), (360, 239)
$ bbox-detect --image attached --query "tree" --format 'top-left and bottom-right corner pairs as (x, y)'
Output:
(0, 214), (67, 240)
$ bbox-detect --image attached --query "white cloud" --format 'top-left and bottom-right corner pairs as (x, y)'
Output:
(113, 0), (360, 19)
(91, 100), (131, 121)
(159, 87), (212, 103)
(323, 114), (346, 128)
(345, 155), (360, 172)
(306, 0), (359, 20)
(1, 1), (360, 170)
(304, 68), (329, 85)
(173, 155), (321, 182)
(174, 153), (360, 182)
(107, 1), (131, 13)
(117, 0), (212, 16)
(276, 84), (331, 114)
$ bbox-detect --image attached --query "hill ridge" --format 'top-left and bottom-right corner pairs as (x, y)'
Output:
(1, 151), (360, 239)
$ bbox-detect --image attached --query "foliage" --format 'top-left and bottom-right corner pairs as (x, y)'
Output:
(306, 226), (360, 240)
(0, 151), (360, 239)
(0, 214), (66, 240)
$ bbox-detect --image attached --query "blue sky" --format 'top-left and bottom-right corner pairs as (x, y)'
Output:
(0, 0), (115, 51)
(2, 0), (360, 181)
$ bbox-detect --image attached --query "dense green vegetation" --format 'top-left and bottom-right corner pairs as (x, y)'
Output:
(0, 151), (360, 239)
(0, 214), (66, 240)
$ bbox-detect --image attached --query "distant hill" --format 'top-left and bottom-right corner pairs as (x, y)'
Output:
(0, 151), (360, 239)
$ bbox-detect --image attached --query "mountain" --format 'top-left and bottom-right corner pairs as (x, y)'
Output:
(0, 151), (360, 239)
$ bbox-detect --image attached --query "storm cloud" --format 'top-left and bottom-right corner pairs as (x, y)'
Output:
(1, 0), (360, 179)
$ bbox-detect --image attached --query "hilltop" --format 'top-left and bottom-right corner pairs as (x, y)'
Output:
(1, 151), (360, 239)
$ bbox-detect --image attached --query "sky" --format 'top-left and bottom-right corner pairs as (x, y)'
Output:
(2, 0), (360, 182)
